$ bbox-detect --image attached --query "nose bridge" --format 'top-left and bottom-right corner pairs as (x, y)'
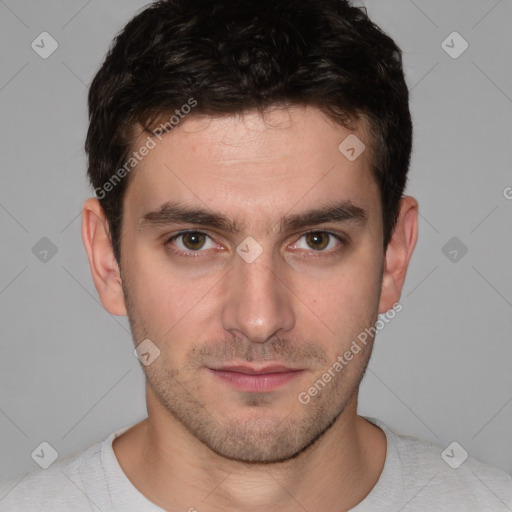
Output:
(220, 244), (295, 343)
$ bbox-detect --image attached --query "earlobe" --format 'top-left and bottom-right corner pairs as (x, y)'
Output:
(81, 198), (127, 316)
(378, 196), (419, 314)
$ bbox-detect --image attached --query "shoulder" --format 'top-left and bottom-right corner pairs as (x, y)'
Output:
(0, 434), (110, 511)
(375, 418), (512, 510)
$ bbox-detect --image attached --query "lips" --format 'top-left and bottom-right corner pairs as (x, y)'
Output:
(207, 363), (305, 392)
(214, 364), (301, 375)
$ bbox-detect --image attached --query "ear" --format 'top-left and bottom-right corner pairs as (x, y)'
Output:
(378, 196), (418, 314)
(81, 198), (127, 316)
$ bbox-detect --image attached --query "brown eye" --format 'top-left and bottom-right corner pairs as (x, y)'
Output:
(181, 232), (206, 250)
(305, 232), (330, 251)
(292, 231), (344, 255)
(167, 231), (216, 254)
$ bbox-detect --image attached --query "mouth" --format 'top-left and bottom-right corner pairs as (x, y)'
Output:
(206, 364), (305, 392)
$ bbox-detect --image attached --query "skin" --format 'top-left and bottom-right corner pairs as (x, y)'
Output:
(82, 105), (418, 511)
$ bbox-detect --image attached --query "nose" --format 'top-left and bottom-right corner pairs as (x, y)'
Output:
(220, 247), (295, 343)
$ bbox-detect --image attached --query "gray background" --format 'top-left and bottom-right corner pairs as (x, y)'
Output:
(0, 0), (511, 484)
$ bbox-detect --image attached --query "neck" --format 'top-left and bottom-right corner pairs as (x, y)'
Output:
(113, 392), (387, 511)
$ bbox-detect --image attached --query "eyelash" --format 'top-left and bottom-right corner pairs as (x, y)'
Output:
(164, 229), (346, 259)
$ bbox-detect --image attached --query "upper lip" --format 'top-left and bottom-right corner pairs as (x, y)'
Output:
(209, 364), (303, 375)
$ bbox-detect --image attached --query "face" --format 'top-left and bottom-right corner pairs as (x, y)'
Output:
(117, 105), (387, 463)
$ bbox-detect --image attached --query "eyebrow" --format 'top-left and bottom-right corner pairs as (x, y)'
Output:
(138, 199), (368, 233)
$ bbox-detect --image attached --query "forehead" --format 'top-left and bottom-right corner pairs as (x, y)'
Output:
(124, 105), (379, 226)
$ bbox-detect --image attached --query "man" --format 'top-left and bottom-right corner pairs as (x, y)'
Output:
(1, 0), (510, 510)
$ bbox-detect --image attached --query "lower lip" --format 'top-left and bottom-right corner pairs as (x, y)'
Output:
(208, 369), (305, 392)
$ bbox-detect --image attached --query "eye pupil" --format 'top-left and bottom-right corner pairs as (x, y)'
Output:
(306, 232), (329, 251)
(183, 232), (205, 250)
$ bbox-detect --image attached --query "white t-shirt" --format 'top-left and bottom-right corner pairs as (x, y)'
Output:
(1, 417), (511, 511)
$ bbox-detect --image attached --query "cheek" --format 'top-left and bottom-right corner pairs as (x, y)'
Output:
(295, 252), (382, 337)
(123, 248), (218, 341)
